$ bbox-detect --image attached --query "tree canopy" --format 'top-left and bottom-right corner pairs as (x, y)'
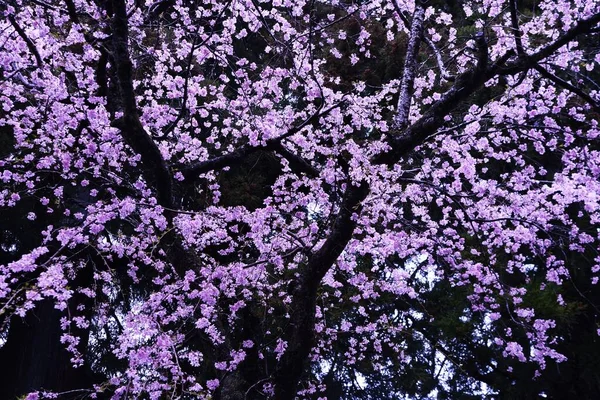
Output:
(1, 0), (600, 398)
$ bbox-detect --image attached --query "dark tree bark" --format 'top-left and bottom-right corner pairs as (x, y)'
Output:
(0, 301), (97, 399)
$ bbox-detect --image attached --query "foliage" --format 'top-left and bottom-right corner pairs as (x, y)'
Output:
(1, 0), (600, 398)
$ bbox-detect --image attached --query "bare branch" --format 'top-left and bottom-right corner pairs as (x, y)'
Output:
(144, 0), (174, 23)
(161, 36), (197, 137)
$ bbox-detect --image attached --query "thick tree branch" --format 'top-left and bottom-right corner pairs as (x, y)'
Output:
(64, 0), (81, 24)
(178, 141), (318, 180)
(95, 48), (108, 97)
(179, 145), (256, 179)
(509, 0), (525, 55)
(273, 181), (370, 398)
(531, 12), (600, 62)
(272, 143), (319, 178)
(376, 11), (599, 167)
(8, 16), (43, 67)
(272, 29), (490, 399)
(499, 11), (600, 75)
(533, 64), (600, 113)
(393, 1), (426, 130)
(376, 31), (491, 166)
(144, 0), (174, 23)
(392, 0), (452, 81)
(178, 101), (343, 180)
(110, 0), (174, 208)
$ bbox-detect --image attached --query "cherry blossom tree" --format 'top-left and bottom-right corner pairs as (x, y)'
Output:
(1, 0), (600, 398)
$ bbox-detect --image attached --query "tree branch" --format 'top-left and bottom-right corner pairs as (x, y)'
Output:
(271, 28), (490, 400)
(160, 0), (232, 137)
(161, 36), (197, 137)
(273, 181), (370, 398)
(144, 0), (174, 23)
(423, 35), (453, 81)
(533, 64), (600, 113)
(272, 143), (319, 178)
(376, 31), (491, 166)
(509, 0), (525, 55)
(531, 12), (600, 62)
(499, 11), (600, 75)
(392, 0), (452, 81)
(8, 16), (43, 67)
(178, 101), (343, 180)
(377, 10), (599, 167)
(393, 1), (426, 130)
(64, 0), (81, 24)
(110, 0), (174, 208)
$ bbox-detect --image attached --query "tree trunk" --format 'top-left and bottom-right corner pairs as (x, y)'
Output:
(0, 300), (96, 399)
